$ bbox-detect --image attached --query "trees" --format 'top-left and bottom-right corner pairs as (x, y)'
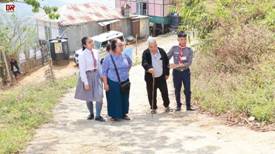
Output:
(0, 0), (59, 87)
(2, 0), (59, 19)
(0, 14), (37, 85)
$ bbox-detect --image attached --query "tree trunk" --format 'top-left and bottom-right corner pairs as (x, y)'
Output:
(1, 48), (12, 85)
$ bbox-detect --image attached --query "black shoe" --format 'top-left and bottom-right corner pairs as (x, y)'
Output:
(95, 116), (105, 122)
(87, 114), (94, 120)
(187, 108), (195, 111)
(110, 117), (119, 121)
(175, 107), (181, 112)
(151, 109), (157, 114)
(122, 115), (131, 120)
(165, 107), (173, 112)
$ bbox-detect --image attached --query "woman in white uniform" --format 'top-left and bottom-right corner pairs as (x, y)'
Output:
(75, 37), (105, 122)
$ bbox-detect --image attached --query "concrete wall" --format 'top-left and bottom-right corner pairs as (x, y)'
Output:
(139, 17), (150, 38)
(37, 17), (149, 55)
(62, 22), (103, 54)
(111, 18), (132, 37)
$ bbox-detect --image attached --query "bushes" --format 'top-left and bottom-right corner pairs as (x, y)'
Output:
(175, 0), (275, 36)
(175, 0), (275, 124)
(207, 24), (274, 72)
(192, 48), (275, 123)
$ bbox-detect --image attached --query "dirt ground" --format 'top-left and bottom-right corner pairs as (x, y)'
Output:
(16, 61), (78, 87)
(23, 66), (275, 154)
(23, 34), (275, 154)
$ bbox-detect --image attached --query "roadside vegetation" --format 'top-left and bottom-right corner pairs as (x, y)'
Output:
(174, 0), (275, 125)
(0, 76), (76, 153)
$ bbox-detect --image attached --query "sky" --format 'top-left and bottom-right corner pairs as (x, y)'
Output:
(0, 0), (115, 22)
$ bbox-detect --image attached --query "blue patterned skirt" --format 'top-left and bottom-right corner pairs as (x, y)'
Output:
(106, 79), (130, 118)
(74, 71), (103, 102)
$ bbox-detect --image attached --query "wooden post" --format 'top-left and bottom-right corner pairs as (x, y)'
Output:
(48, 58), (55, 83)
(135, 34), (138, 65)
(135, 34), (138, 57)
(161, 23), (165, 34)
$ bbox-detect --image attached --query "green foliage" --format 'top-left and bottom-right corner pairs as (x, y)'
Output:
(181, 0), (275, 123)
(174, 0), (275, 38)
(3, 0), (59, 19)
(206, 24), (274, 72)
(43, 6), (59, 20)
(24, 0), (40, 12)
(175, 0), (214, 38)
(0, 75), (76, 153)
(0, 15), (37, 56)
(192, 54), (275, 122)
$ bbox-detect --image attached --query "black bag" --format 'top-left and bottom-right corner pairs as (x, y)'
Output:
(110, 55), (131, 93)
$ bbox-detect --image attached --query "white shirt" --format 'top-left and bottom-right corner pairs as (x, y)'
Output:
(150, 50), (163, 78)
(78, 48), (100, 85)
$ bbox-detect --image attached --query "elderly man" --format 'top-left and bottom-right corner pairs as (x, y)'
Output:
(167, 32), (194, 111)
(142, 37), (171, 114)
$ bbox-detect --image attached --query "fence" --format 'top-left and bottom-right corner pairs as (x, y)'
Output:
(0, 40), (49, 87)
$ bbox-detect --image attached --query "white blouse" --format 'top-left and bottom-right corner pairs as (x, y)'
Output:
(78, 48), (101, 85)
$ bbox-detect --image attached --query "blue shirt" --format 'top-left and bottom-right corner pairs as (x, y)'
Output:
(102, 53), (132, 82)
(150, 50), (163, 78)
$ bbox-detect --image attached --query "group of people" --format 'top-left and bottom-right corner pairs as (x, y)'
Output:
(74, 31), (194, 122)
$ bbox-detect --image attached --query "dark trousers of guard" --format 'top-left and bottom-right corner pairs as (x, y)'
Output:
(173, 69), (191, 110)
(146, 75), (170, 110)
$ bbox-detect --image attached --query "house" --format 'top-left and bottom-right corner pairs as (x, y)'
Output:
(35, 2), (149, 55)
(115, 0), (176, 35)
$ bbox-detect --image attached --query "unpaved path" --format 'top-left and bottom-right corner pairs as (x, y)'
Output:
(24, 34), (275, 153)
(24, 65), (275, 154)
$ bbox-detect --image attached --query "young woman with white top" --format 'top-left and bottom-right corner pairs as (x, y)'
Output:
(75, 37), (105, 122)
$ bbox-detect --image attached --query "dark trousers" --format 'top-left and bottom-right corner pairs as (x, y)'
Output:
(173, 69), (191, 109)
(146, 75), (170, 109)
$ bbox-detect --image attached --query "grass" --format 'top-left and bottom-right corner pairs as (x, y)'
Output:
(192, 52), (275, 123)
(0, 76), (76, 154)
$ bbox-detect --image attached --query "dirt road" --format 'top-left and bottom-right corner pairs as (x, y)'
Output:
(24, 65), (275, 154)
(23, 34), (275, 154)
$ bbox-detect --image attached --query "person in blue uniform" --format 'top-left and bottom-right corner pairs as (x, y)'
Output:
(167, 32), (195, 111)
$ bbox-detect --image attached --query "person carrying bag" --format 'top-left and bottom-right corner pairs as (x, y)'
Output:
(110, 55), (131, 93)
(102, 38), (132, 121)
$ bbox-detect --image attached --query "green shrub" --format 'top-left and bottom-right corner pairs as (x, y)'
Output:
(192, 51), (275, 123)
(207, 24), (274, 72)
(251, 104), (274, 122)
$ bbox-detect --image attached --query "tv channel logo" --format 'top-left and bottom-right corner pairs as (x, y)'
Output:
(5, 3), (16, 12)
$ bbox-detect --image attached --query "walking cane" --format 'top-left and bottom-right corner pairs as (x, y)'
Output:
(151, 76), (155, 117)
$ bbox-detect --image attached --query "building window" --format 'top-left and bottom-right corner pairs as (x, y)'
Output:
(136, 2), (147, 15)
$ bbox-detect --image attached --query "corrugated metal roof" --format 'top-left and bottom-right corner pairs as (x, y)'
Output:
(36, 2), (123, 26)
(97, 19), (120, 26)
